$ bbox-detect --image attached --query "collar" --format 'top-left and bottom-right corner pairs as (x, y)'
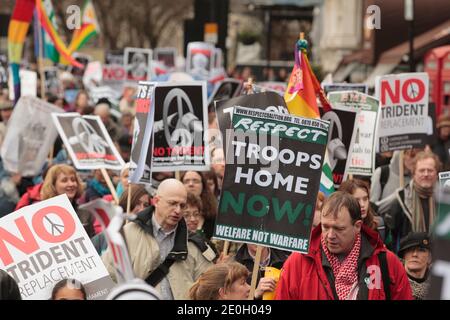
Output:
(133, 206), (188, 261)
(151, 214), (177, 236)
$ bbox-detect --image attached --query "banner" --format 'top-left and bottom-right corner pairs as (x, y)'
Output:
(43, 66), (61, 97)
(129, 82), (156, 184)
(82, 61), (103, 89)
(102, 64), (126, 93)
(214, 107), (329, 253)
(214, 92), (289, 154)
(123, 47), (152, 85)
(0, 194), (114, 300)
(152, 82), (209, 171)
(328, 91), (379, 176)
(88, 85), (120, 107)
(207, 78), (243, 107)
(154, 47), (177, 69)
(257, 81), (288, 96)
(186, 42), (214, 78)
(105, 50), (124, 65)
(320, 106), (358, 188)
(323, 83), (368, 95)
(0, 96), (62, 176)
(52, 113), (125, 170)
(9, 69), (37, 101)
(375, 72), (429, 152)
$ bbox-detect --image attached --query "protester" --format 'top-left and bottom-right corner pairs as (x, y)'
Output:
(92, 184), (151, 255)
(210, 147), (225, 189)
(312, 191), (325, 228)
(0, 270), (21, 300)
(102, 179), (213, 299)
(50, 279), (87, 300)
(234, 243), (289, 299)
(204, 169), (221, 200)
(371, 149), (420, 203)
(339, 179), (384, 239)
(41, 164), (95, 237)
(180, 171), (218, 239)
(116, 163), (130, 198)
(275, 191), (412, 300)
(73, 89), (90, 114)
(188, 262), (250, 300)
(120, 111), (134, 136)
(378, 151), (441, 253)
(84, 169), (112, 203)
(398, 232), (432, 300)
(94, 100), (121, 141)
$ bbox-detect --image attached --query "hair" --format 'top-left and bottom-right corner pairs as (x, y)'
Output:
(0, 270), (21, 300)
(315, 191), (325, 211)
(338, 179), (378, 230)
(321, 191), (362, 223)
(186, 192), (203, 212)
(119, 185), (150, 213)
(40, 164), (84, 201)
(412, 151), (442, 174)
(189, 262), (249, 300)
(203, 169), (220, 198)
(180, 171), (218, 220)
(51, 278), (86, 300)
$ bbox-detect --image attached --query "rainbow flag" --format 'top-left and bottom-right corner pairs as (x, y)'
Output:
(284, 37), (334, 196)
(8, 0), (35, 102)
(35, 0), (83, 69)
(33, 0), (59, 63)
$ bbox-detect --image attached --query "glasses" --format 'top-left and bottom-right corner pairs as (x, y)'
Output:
(161, 198), (187, 210)
(184, 211), (202, 219)
(183, 179), (202, 185)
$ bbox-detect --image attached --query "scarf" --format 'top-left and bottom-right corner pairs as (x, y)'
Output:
(87, 178), (110, 197)
(411, 182), (435, 232)
(321, 233), (361, 300)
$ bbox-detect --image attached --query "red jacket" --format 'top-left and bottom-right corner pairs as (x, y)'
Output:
(15, 183), (42, 211)
(275, 224), (413, 300)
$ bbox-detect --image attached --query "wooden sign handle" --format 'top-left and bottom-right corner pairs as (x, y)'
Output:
(100, 167), (120, 204)
(248, 245), (263, 300)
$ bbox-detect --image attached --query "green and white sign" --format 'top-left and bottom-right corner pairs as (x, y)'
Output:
(213, 107), (329, 253)
(328, 91), (379, 176)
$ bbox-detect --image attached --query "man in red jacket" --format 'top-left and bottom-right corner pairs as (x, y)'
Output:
(275, 191), (413, 300)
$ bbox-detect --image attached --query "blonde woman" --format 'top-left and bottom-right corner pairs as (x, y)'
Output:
(189, 262), (250, 300)
(41, 164), (95, 237)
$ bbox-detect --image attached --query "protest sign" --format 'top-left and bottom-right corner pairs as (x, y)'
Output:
(375, 72), (429, 152)
(214, 107), (329, 253)
(129, 82), (156, 184)
(43, 66), (61, 97)
(9, 69), (37, 100)
(105, 50), (124, 65)
(88, 85), (120, 107)
(82, 61), (103, 89)
(186, 42), (215, 78)
(320, 106), (358, 187)
(154, 47), (177, 69)
(214, 91), (289, 153)
(214, 48), (223, 69)
(322, 83), (368, 95)
(328, 91), (379, 176)
(102, 64), (126, 93)
(257, 81), (288, 96)
(207, 78), (243, 107)
(52, 113), (125, 170)
(0, 53), (9, 89)
(0, 194), (114, 300)
(124, 47), (152, 84)
(1, 96), (62, 176)
(152, 82), (209, 171)
(70, 53), (92, 78)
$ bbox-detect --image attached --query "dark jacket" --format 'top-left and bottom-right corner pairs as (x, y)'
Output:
(275, 224), (413, 300)
(234, 243), (290, 285)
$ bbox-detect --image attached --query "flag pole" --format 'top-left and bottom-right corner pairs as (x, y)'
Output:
(36, 9), (46, 98)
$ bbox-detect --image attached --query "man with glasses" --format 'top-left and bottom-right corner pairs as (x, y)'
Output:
(102, 179), (213, 299)
(378, 151), (441, 253)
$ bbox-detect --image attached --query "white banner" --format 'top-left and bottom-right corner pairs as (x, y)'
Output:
(0, 195), (114, 300)
(0, 96), (63, 176)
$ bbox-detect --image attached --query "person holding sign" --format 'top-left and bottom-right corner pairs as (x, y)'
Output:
(379, 151), (441, 253)
(275, 191), (412, 300)
(101, 179), (213, 299)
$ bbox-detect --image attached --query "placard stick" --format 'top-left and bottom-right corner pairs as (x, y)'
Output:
(175, 171), (181, 181)
(101, 167), (120, 204)
(48, 144), (54, 165)
(249, 245), (263, 300)
(399, 151), (405, 188)
(126, 183), (132, 215)
(348, 174), (353, 180)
